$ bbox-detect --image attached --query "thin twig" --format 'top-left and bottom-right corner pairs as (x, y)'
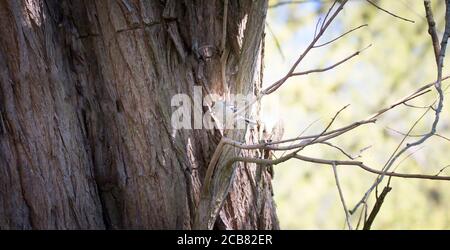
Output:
(222, 152), (450, 181)
(363, 185), (392, 230)
(366, 0), (415, 23)
(279, 118), (321, 158)
(314, 17), (323, 39)
(292, 155), (450, 181)
(351, 1), (450, 214)
(292, 44), (371, 76)
(269, 0), (325, 8)
(266, 77), (447, 147)
(386, 126), (450, 143)
(332, 163), (353, 230)
(424, 0), (440, 65)
(435, 165), (450, 176)
(392, 146), (425, 173)
(222, 76), (448, 157)
(438, 0), (450, 85)
(318, 141), (362, 160)
(380, 0), (449, 185)
(355, 202), (367, 229)
(351, 106), (431, 213)
(403, 102), (433, 109)
(266, 22), (286, 61)
(314, 24), (368, 48)
(320, 0), (338, 31)
(263, 0), (349, 95)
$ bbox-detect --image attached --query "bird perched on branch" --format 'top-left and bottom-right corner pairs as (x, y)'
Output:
(261, 120), (285, 179)
(210, 100), (256, 129)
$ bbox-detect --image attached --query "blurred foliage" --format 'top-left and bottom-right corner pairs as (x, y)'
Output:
(263, 0), (450, 229)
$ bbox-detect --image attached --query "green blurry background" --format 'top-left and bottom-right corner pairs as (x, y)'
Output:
(263, 0), (450, 229)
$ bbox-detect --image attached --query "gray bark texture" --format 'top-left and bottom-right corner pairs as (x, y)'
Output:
(0, 0), (279, 229)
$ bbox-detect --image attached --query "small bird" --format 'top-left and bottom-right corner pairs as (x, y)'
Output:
(268, 120), (285, 143)
(261, 120), (285, 179)
(210, 100), (256, 129)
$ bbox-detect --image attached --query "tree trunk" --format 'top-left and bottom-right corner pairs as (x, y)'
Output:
(0, 0), (278, 229)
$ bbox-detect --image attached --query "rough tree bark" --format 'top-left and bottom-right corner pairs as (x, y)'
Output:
(0, 0), (278, 229)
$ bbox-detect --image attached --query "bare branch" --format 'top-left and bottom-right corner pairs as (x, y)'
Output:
(350, 4), (450, 210)
(366, 0), (415, 23)
(382, 106), (430, 174)
(292, 44), (372, 76)
(268, 0), (366, 9)
(363, 185), (392, 230)
(314, 17), (323, 39)
(266, 118), (375, 148)
(224, 76), (448, 158)
(318, 141), (362, 160)
(351, 106), (431, 213)
(320, 0), (338, 31)
(424, 0), (440, 65)
(402, 102), (432, 109)
(292, 155), (450, 181)
(220, 152), (450, 181)
(436, 165), (450, 176)
(438, 0), (450, 84)
(392, 146), (425, 173)
(386, 126), (450, 143)
(269, 0), (326, 9)
(332, 163), (353, 230)
(263, 0), (349, 95)
(279, 118), (321, 158)
(377, 0), (450, 187)
(355, 202), (368, 229)
(266, 22), (286, 61)
(313, 24), (368, 48)
(266, 77), (448, 147)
